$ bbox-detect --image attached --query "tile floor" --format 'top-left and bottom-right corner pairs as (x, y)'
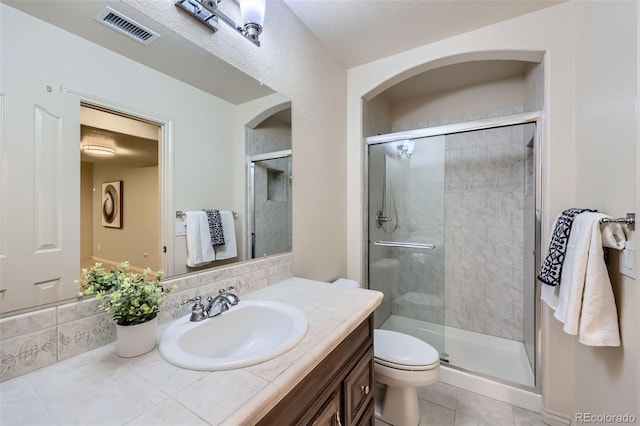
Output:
(375, 382), (546, 426)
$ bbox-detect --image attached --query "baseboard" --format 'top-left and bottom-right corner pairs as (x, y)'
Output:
(541, 404), (573, 426)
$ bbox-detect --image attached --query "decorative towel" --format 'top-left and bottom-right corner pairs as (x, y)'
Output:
(203, 209), (225, 246)
(537, 208), (597, 286)
(214, 210), (238, 260)
(542, 212), (624, 346)
(185, 211), (215, 267)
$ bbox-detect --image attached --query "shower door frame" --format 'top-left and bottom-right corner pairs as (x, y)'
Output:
(363, 110), (544, 393)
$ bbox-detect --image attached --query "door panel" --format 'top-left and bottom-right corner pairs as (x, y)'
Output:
(1, 68), (80, 313)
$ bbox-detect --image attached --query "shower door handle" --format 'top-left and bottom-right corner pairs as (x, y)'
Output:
(373, 241), (436, 249)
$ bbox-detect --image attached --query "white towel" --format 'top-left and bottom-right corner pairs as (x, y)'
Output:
(185, 211), (215, 267)
(548, 212), (623, 346)
(214, 210), (238, 260)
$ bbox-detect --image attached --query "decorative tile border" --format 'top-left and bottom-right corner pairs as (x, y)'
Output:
(0, 327), (57, 382)
(57, 313), (116, 361)
(0, 253), (292, 382)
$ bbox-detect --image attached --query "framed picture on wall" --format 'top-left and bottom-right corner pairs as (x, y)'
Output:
(101, 180), (122, 228)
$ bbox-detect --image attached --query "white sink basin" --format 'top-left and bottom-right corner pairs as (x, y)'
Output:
(159, 300), (308, 371)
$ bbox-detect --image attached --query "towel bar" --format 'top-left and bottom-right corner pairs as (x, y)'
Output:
(373, 241), (436, 249)
(600, 213), (635, 231)
(176, 210), (238, 219)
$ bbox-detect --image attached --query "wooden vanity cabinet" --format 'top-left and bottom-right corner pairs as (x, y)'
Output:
(257, 315), (374, 426)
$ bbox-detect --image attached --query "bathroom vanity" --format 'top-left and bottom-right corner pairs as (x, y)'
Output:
(0, 278), (383, 425)
(258, 316), (374, 425)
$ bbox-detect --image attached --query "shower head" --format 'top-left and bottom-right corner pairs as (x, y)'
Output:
(385, 140), (415, 159)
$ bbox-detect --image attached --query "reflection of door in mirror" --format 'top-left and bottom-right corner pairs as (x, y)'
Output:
(80, 105), (161, 276)
(1, 65), (80, 313)
(246, 109), (292, 259)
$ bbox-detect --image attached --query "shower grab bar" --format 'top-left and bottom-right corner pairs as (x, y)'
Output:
(373, 241), (436, 250)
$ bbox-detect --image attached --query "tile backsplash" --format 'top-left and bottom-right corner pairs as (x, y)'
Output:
(0, 253), (292, 382)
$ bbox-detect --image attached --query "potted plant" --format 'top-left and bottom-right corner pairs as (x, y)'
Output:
(77, 261), (175, 357)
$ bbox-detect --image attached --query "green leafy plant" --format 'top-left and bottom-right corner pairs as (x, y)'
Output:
(77, 261), (175, 326)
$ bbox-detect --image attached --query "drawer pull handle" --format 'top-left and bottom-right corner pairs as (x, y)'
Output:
(335, 410), (343, 426)
(360, 385), (370, 395)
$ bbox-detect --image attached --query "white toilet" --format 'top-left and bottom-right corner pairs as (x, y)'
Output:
(374, 329), (440, 426)
(333, 279), (441, 426)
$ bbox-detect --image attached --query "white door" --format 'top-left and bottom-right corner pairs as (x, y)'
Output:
(0, 67), (80, 313)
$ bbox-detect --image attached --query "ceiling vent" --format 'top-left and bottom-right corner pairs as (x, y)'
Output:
(95, 6), (160, 46)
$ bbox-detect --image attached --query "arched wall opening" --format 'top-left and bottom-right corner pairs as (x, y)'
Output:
(361, 50), (544, 405)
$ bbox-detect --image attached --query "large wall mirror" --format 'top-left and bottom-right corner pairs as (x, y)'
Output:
(0, 1), (292, 316)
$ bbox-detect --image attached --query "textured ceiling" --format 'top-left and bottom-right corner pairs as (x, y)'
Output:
(283, 0), (565, 68)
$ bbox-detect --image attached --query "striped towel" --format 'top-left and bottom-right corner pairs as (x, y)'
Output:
(203, 209), (225, 246)
(537, 208), (596, 286)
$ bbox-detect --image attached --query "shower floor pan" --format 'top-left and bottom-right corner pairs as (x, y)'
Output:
(379, 314), (534, 387)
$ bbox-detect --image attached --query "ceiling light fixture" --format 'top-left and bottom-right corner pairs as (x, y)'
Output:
(81, 127), (117, 157)
(81, 145), (116, 156)
(175, 0), (266, 46)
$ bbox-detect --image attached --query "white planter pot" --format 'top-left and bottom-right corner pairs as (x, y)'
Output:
(115, 317), (158, 358)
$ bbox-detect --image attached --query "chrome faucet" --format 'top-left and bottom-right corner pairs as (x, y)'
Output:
(221, 286), (240, 305)
(205, 294), (229, 317)
(180, 296), (207, 322)
(182, 287), (240, 322)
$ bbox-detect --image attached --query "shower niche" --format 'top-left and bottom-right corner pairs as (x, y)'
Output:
(364, 58), (543, 390)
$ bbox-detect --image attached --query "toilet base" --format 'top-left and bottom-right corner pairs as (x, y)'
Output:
(375, 383), (420, 426)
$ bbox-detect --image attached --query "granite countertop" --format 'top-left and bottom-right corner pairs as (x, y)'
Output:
(0, 278), (383, 425)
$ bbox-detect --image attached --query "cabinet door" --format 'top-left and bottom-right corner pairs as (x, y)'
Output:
(310, 391), (343, 426)
(344, 346), (374, 425)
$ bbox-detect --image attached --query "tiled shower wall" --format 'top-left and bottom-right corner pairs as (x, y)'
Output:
(0, 253), (292, 382)
(444, 109), (528, 341)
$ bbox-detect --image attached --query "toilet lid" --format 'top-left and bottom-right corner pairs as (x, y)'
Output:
(374, 329), (440, 367)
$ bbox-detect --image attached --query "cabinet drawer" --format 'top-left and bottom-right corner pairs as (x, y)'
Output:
(344, 345), (373, 425)
(356, 400), (374, 426)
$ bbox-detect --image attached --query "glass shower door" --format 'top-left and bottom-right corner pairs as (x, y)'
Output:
(367, 135), (447, 359)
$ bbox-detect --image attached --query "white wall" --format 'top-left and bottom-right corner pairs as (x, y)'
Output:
(637, 3), (640, 418)
(571, 2), (638, 419)
(347, 0), (637, 422)
(389, 76), (526, 131)
(124, 0), (348, 282)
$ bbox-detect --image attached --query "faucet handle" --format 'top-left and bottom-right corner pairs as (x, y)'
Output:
(180, 295), (202, 306)
(220, 286), (240, 305)
(182, 296), (207, 322)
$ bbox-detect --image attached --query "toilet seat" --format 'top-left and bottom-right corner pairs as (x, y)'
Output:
(375, 357), (440, 371)
(374, 329), (440, 370)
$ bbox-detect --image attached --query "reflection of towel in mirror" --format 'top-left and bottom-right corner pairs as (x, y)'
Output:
(214, 210), (237, 260)
(185, 211), (215, 267)
(542, 212), (625, 346)
(203, 209), (225, 246)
